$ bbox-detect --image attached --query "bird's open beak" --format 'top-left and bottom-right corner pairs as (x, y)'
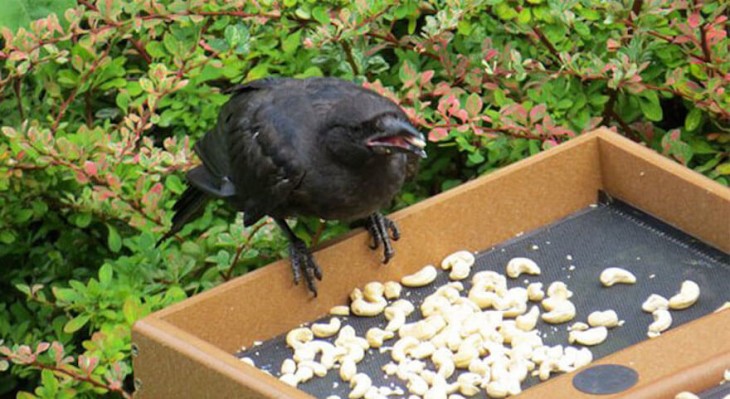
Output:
(367, 117), (427, 158)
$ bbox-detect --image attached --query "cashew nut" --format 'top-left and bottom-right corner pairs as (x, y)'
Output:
(456, 372), (482, 396)
(546, 281), (573, 299)
(431, 347), (456, 378)
(472, 271), (508, 293)
(668, 280), (700, 310)
(349, 373), (372, 399)
(312, 317), (341, 338)
(299, 360), (327, 377)
(407, 374), (429, 396)
(516, 305), (540, 331)
(340, 357), (357, 382)
(365, 327), (394, 348)
(384, 307), (406, 332)
(383, 281), (402, 299)
(648, 309), (672, 338)
(294, 365), (314, 383)
(486, 380), (509, 398)
(351, 297), (387, 317)
(409, 341), (436, 359)
(279, 373), (298, 387)
(449, 261), (472, 281)
(527, 282), (545, 302)
(286, 327), (313, 349)
(280, 358), (296, 375)
(441, 250), (476, 270)
(642, 294), (669, 313)
(240, 357), (255, 366)
(392, 336), (419, 363)
(600, 267), (637, 287)
(587, 310), (620, 328)
(568, 326), (608, 346)
(506, 257), (541, 278)
(401, 265), (438, 287)
(715, 302), (730, 313)
(363, 282), (385, 303)
(330, 305), (350, 316)
(541, 300), (576, 324)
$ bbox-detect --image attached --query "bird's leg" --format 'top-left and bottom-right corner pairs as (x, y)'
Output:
(366, 212), (399, 264)
(275, 218), (322, 295)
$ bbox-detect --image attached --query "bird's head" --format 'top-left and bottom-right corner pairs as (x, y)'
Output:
(364, 115), (427, 159)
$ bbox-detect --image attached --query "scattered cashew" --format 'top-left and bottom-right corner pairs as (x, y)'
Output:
(541, 300), (576, 324)
(279, 373), (298, 387)
(365, 327), (394, 348)
(668, 280), (700, 310)
(527, 282), (545, 302)
(286, 327), (313, 349)
(715, 302), (730, 313)
(441, 250), (475, 271)
(340, 357), (357, 382)
(240, 357), (255, 366)
(587, 310), (620, 328)
(299, 360), (327, 377)
(600, 267), (637, 287)
(648, 309), (672, 338)
(506, 257), (541, 278)
(363, 282), (385, 303)
(384, 307), (406, 332)
(294, 366), (314, 383)
(569, 326), (608, 346)
(516, 305), (540, 331)
(330, 305), (350, 316)
(401, 265), (438, 287)
(383, 281), (402, 300)
(280, 358), (296, 375)
(642, 294), (669, 313)
(449, 261), (472, 281)
(312, 317), (341, 338)
(349, 373), (372, 399)
(546, 281), (573, 299)
(351, 297), (387, 317)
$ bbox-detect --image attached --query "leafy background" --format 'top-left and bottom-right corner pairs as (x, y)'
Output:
(0, 0), (728, 397)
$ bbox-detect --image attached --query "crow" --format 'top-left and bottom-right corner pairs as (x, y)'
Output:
(159, 77), (426, 295)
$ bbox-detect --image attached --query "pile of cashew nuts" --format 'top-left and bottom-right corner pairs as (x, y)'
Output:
(241, 253), (710, 399)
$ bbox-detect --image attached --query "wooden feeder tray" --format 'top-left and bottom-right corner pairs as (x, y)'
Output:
(133, 128), (730, 398)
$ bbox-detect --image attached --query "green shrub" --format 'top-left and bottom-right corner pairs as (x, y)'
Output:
(0, 0), (727, 397)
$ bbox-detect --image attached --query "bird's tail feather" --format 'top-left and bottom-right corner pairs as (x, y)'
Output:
(157, 185), (210, 246)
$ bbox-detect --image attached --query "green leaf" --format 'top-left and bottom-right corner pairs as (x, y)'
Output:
(684, 108), (702, 131)
(716, 163), (730, 175)
(165, 174), (185, 194)
(107, 224), (122, 252)
(638, 92), (663, 122)
(63, 314), (90, 334)
(311, 6), (330, 24)
(0, 230), (16, 244)
(0, 0), (76, 32)
(282, 29), (302, 54)
(53, 287), (77, 303)
(40, 369), (58, 396)
(98, 263), (113, 286)
(73, 212), (92, 228)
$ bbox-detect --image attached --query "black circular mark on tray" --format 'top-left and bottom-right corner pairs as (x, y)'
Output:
(573, 364), (639, 395)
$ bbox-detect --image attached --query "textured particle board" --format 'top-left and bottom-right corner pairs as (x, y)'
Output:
(132, 128), (730, 398)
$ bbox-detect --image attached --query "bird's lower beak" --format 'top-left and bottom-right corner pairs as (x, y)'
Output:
(367, 120), (427, 158)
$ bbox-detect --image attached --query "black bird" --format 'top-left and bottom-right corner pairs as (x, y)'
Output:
(160, 77), (426, 294)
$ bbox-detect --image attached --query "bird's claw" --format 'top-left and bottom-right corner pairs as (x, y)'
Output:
(366, 213), (399, 264)
(289, 240), (322, 296)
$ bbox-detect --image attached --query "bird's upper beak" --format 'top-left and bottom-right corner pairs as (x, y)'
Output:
(366, 117), (427, 158)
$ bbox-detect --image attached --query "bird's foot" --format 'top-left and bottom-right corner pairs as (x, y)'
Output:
(289, 240), (322, 296)
(366, 212), (400, 264)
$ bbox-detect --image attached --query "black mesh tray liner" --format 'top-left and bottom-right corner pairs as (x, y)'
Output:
(238, 196), (730, 398)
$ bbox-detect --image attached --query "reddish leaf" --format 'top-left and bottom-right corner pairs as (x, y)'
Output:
(429, 128), (449, 142)
(688, 12), (701, 29)
(84, 161), (98, 177)
(529, 104), (547, 124)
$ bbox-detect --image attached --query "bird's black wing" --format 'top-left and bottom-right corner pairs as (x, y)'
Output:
(201, 78), (309, 226)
